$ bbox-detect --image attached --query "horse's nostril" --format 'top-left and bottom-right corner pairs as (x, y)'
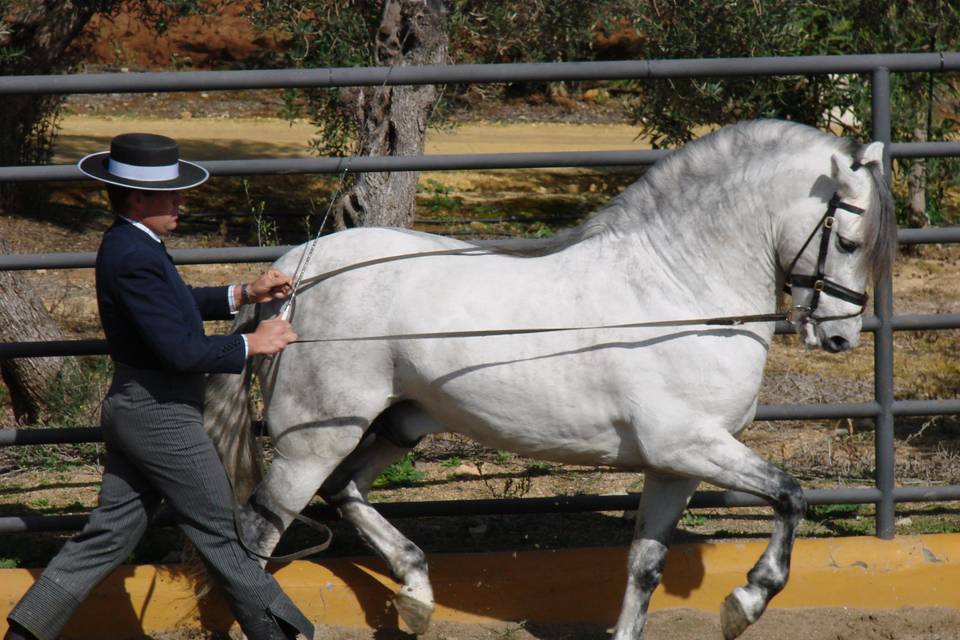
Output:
(825, 336), (850, 353)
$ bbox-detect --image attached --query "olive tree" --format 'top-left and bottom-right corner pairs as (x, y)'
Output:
(246, 0), (633, 230)
(249, 0), (450, 230)
(622, 0), (960, 228)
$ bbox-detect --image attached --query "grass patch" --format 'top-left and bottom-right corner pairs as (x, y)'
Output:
(680, 511), (707, 527)
(2, 356), (111, 472)
(373, 453), (426, 488)
(806, 503), (862, 521)
(908, 518), (960, 534)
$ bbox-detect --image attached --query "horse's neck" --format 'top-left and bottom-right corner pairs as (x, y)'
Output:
(578, 190), (779, 316)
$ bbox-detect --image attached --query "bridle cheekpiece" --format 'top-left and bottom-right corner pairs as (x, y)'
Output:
(782, 193), (869, 324)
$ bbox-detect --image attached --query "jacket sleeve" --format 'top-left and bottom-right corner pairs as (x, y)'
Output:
(190, 285), (234, 320)
(112, 254), (246, 374)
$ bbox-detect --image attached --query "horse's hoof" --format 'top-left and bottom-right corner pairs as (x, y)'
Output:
(720, 588), (754, 640)
(395, 590), (434, 635)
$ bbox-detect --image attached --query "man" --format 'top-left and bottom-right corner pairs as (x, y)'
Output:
(5, 133), (313, 640)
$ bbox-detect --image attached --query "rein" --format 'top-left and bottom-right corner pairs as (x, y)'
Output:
(283, 192), (868, 345)
(290, 311), (790, 344)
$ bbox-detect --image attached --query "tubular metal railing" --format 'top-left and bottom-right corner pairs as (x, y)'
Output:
(1, 53), (960, 539)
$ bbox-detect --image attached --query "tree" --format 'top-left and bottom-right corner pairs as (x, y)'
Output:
(247, 0), (630, 230)
(621, 0), (960, 229)
(0, 0), (208, 423)
(249, 0), (450, 230)
(333, 0), (450, 229)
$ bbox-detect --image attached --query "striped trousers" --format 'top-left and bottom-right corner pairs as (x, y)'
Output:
(7, 364), (313, 640)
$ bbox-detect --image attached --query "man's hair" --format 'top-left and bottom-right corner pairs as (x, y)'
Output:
(106, 184), (134, 215)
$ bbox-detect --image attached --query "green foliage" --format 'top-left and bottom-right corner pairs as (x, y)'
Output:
(242, 178), (279, 246)
(450, 1), (629, 65)
(417, 178), (462, 212)
(43, 357), (112, 428)
(908, 518), (960, 534)
(679, 511), (706, 528)
(525, 460), (552, 476)
(623, 0), (960, 225)
(245, 1), (633, 155)
(807, 503), (862, 521)
(246, 1), (379, 156)
(373, 453), (426, 488)
(440, 456), (463, 468)
(5, 357), (109, 471)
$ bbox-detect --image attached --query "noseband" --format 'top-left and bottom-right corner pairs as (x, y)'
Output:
(782, 193), (869, 323)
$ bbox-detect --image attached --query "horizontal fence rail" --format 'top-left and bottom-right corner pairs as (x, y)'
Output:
(2, 53), (959, 97)
(0, 225), (957, 272)
(3, 142), (960, 183)
(1, 53), (960, 537)
(3, 485), (960, 535)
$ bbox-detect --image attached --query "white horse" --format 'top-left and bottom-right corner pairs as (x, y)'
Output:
(205, 119), (895, 640)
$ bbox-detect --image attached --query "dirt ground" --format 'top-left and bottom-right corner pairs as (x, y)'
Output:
(307, 608), (960, 640)
(142, 607), (960, 640)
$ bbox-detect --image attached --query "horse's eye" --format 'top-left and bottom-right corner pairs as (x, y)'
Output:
(837, 235), (860, 253)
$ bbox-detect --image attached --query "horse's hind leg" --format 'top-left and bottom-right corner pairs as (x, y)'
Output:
(648, 429), (806, 640)
(319, 401), (439, 634)
(613, 472), (700, 640)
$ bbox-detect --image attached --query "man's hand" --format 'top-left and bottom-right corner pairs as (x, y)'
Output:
(246, 318), (298, 356)
(244, 270), (293, 305)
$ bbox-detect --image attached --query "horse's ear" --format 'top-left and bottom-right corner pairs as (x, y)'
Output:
(860, 141), (885, 175)
(830, 154), (859, 197)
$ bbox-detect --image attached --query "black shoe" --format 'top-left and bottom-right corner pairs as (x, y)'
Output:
(4, 621), (37, 640)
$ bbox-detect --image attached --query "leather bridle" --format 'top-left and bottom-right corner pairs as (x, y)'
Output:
(782, 193), (869, 323)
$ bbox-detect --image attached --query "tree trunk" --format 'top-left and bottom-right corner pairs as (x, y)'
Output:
(332, 0), (449, 230)
(0, 240), (77, 424)
(0, 2), (110, 423)
(901, 126), (928, 257)
(0, 1), (115, 210)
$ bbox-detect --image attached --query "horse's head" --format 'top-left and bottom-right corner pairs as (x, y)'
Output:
(780, 140), (895, 353)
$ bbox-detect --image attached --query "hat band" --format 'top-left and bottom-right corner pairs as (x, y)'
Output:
(108, 159), (179, 182)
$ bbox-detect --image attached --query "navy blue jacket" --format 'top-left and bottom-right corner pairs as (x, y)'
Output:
(95, 218), (246, 373)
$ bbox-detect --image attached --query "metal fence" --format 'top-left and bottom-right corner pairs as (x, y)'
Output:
(2, 53), (960, 540)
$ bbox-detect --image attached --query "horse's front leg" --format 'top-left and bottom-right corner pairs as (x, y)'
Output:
(648, 428), (806, 640)
(238, 421), (366, 562)
(613, 472), (700, 640)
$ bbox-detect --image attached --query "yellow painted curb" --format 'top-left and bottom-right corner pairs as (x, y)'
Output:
(2, 534), (959, 638)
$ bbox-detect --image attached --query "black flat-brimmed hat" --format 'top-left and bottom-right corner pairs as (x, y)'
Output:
(78, 132), (208, 190)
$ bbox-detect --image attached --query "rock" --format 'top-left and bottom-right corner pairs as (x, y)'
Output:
(451, 463), (481, 478)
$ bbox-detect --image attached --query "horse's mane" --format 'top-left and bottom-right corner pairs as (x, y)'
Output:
(478, 119), (896, 283)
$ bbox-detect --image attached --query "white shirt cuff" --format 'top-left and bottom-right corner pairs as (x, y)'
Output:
(228, 285), (239, 314)
(241, 334), (248, 359)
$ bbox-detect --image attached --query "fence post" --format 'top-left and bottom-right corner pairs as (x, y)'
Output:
(871, 66), (896, 539)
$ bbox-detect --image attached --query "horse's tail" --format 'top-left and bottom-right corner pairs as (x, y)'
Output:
(204, 306), (263, 504)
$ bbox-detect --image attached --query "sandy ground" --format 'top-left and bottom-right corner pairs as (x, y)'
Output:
(146, 607), (960, 640)
(54, 115), (648, 163)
